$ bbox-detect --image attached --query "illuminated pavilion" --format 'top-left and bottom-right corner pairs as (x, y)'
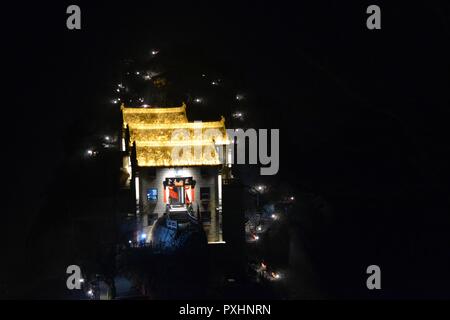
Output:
(120, 103), (232, 243)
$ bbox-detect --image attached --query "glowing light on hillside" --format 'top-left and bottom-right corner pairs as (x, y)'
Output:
(232, 111), (244, 120)
(271, 272), (281, 280)
(236, 94), (244, 101)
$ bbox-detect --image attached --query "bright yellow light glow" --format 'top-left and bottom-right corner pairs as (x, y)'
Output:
(122, 104), (187, 114)
(135, 139), (229, 147)
(122, 103), (188, 126)
(122, 103), (228, 167)
(129, 119), (224, 130)
(134, 145), (225, 167)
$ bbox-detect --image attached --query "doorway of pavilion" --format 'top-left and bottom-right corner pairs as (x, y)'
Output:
(163, 177), (196, 206)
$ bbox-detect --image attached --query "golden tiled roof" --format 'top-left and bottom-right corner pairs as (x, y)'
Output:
(122, 103), (228, 167)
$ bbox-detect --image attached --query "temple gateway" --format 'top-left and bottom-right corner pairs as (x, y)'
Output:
(120, 103), (233, 244)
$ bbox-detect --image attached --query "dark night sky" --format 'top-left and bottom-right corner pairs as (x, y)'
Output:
(2, 1), (450, 296)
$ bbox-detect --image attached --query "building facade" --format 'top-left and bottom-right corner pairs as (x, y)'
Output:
(120, 103), (232, 244)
